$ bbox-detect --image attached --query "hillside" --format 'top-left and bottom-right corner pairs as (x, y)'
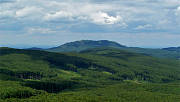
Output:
(0, 47), (180, 101)
(46, 40), (180, 59)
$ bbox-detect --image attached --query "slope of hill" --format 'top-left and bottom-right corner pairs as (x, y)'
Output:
(0, 47), (180, 101)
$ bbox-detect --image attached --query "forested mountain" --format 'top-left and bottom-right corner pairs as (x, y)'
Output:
(0, 47), (180, 101)
(46, 40), (126, 52)
(46, 40), (180, 59)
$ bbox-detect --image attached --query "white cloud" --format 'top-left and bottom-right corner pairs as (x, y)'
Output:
(27, 27), (56, 34)
(90, 12), (123, 25)
(44, 11), (73, 21)
(15, 6), (43, 18)
(135, 24), (152, 30)
(0, 10), (14, 18)
(175, 6), (180, 16)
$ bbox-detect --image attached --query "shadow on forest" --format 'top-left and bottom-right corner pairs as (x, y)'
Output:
(22, 80), (79, 93)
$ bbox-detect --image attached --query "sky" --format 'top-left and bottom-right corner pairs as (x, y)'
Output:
(0, 0), (180, 48)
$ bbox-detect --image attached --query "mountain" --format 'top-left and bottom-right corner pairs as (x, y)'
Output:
(0, 47), (180, 101)
(47, 40), (126, 52)
(46, 40), (180, 59)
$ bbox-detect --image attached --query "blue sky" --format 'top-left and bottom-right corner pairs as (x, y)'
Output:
(0, 0), (180, 48)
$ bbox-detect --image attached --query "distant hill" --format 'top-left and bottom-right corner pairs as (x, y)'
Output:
(46, 40), (126, 52)
(121, 47), (180, 59)
(163, 47), (180, 52)
(46, 40), (180, 59)
(26, 47), (44, 50)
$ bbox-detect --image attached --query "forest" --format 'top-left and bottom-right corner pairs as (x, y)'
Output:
(0, 47), (180, 102)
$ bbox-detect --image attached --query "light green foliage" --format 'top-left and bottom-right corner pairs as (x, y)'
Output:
(0, 81), (43, 99)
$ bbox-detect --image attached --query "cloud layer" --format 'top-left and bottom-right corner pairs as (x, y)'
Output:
(1, 0), (180, 30)
(1, 0), (180, 48)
